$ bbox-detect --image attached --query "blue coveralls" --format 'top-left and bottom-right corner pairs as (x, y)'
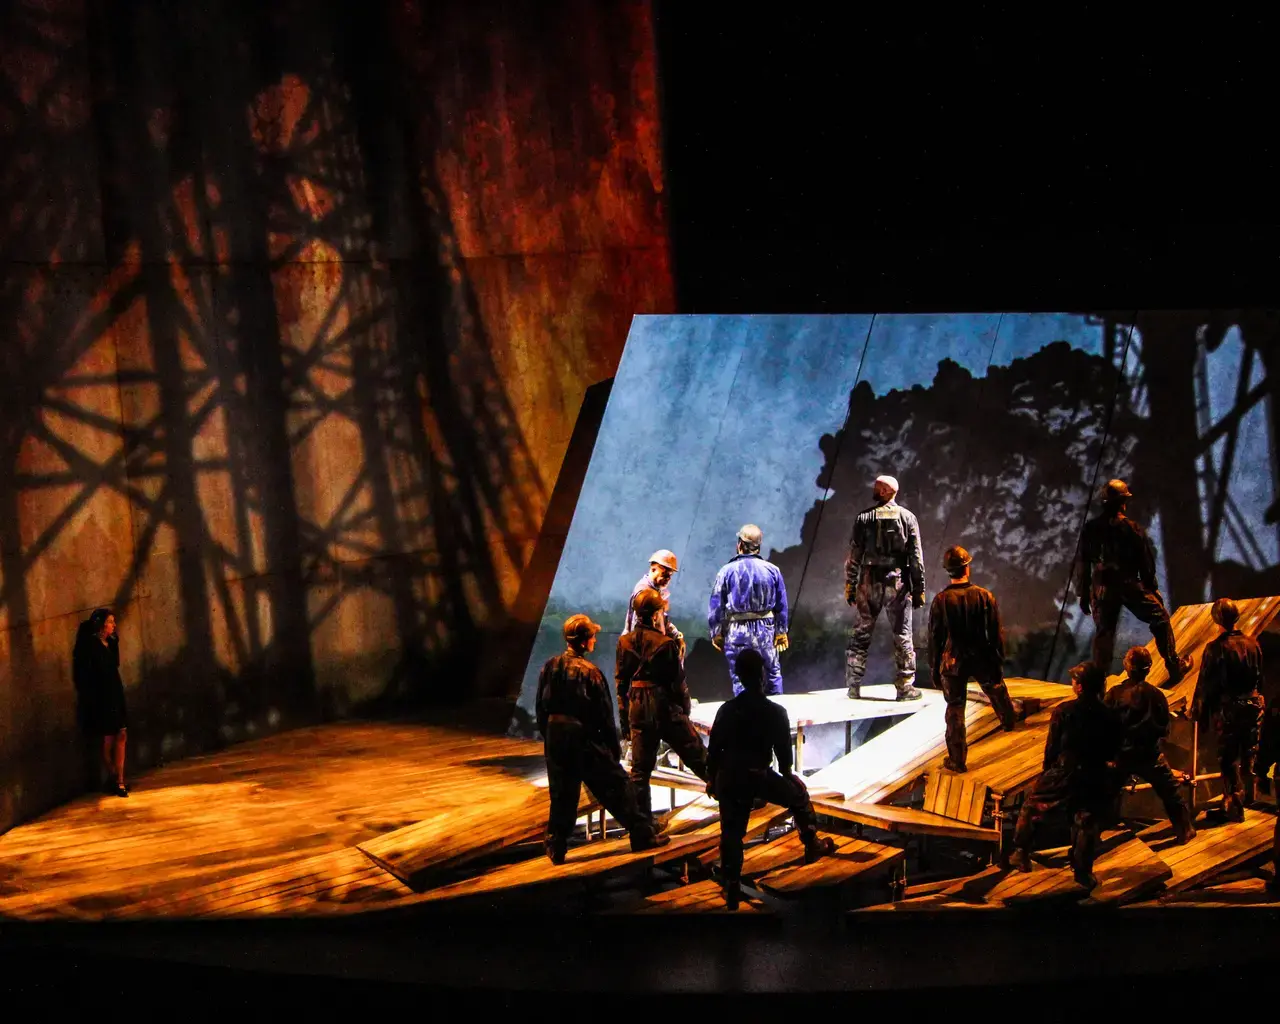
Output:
(708, 553), (790, 696)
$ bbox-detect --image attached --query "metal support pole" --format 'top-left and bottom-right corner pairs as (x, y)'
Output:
(795, 726), (805, 774)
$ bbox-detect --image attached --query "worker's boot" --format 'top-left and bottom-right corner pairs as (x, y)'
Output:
(723, 879), (741, 911)
(1172, 804), (1197, 845)
(630, 829), (671, 853)
(1009, 848), (1032, 873)
(897, 684), (923, 702)
(544, 836), (567, 866)
(846, 684), (861, 700)
(804, 835), (837, 864)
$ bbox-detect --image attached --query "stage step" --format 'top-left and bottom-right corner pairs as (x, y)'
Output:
(604, 878), (773, 916)
(1135, 808), (1277, 894)
(814, 798), (1001, 843)
(755, 835), (904, 896)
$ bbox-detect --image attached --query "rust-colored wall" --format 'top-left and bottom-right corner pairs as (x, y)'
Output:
(0, 0), (672, 832)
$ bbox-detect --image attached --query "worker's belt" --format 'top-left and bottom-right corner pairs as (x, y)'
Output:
(546, 714), (582, 725)
(727, 611), (773, 623)
(861, 559), (905, 569)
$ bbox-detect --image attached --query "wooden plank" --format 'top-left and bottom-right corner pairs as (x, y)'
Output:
(922, 770), (990, 826)
(933, 831), (1170, 907)
(357, 787), (597, 887)
(411, 803), (787, 906)
(1136, 809), (1277, 893)
(1126, 876), (1280, 909)
(814, 799), (1001, 843)
(606, 879), (772, 915)
(688, 684), (944, 736)
(755, 835), (903, 896)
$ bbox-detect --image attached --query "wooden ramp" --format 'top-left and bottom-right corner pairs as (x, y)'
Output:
(115, 848), (414, 920)
(605, 878), (772, 916)
(1127, 877), (1280, 909)
(1134, 809), (1277, 894)
(814, 798), (1001, 843)
(1105, 596), (1280, 710)
(358, 788), (596, 888)
(755, 835), (904, 896)
(854, 831), (1170, 912)
(695, 826), (847, 875)
(806, 679), (1072, 804)
(410, 804), (788, 907)
(951, 710), (1057, 799)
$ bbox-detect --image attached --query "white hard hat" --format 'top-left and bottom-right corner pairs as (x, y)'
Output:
(648, 550), (679, 572)
(875, 475), (899, 494)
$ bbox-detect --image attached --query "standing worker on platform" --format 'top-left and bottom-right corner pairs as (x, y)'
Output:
(623, 550), (686, 662)
(1193, 598), (1265, 822)
(1079, 479), (1192, 682)
(618, 589), (710, 826)
(708, 524), (791, 696)
(1104, 646), (1197, 843)
(845, 475), (925, 702)
(536, 614), (669, 864)
(928, 545), (1018, 773)
(1010, 662), (1124, 890)
(706, 649), (835, 910)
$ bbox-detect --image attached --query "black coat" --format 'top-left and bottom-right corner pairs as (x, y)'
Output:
(73, 623), (127, 735)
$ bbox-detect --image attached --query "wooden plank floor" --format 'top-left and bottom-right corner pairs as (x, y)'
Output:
(814, 798), (1001, 843)
(606, 878), (772, 915)
(358, 788), (597, 888)
(1136, 809), (1277, 893)
(755, 835), (904, 896)
(409, 804), (788, 906)
(0, 723), (567, 921)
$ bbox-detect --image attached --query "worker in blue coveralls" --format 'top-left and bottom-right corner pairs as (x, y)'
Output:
(709, 524), (790, 696)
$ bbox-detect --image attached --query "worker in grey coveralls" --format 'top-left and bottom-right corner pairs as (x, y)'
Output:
(844, 474), (925, 701)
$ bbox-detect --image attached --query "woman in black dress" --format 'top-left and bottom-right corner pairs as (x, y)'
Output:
(73, 607), (129, 797)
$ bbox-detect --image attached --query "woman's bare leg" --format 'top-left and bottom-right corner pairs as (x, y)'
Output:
(113, 729), (127, 787)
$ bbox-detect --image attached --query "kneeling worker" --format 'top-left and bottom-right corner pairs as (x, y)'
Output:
(536, 613), (669, 864)
(1010, 662), (1123, 890)
(706, 649), (835, 910)
(1104, 646), (1196, 843)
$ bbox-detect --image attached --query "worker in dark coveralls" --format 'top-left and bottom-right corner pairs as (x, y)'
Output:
(1253, 650), (1280, 798)
(706, 649), (835, 910)
(708, 524), (790, 696)
(1080, 479), (1192, 682)
(845, 475), (925, 702)
(1193, 598), (1265, 822)
(1010, 662), (1124, 890)
(623, 550), (686, 661)
(1104, 646), (1197, 843)
(536, 614), (668, 864)
(928, 545), (1017, 773)
(618, 588), (710, 824)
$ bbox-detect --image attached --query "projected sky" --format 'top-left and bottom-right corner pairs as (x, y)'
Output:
(510, 313), (1280, 745)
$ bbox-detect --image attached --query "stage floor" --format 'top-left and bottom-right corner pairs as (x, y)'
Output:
(0, 721), (550, 920)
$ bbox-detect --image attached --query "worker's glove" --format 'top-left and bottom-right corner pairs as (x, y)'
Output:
(775, 632), (790, 653)
(712, 635), (725, 653)
(844, 582), (857, 606)
(1079, 595), (1091, 616)
(911, 593), (926, 609)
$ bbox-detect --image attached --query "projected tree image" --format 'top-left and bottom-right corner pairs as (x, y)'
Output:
(772, 342), (1140, 688)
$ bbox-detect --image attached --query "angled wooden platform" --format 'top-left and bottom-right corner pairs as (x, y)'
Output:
(358, 789), (596, 888)
(755, 835), (903, 896)
(1135, 809), (1277, 893)
(1126, 877), (1280, 909)
(410, 804), (788, 906)
(813, 798), (1001, 843)
(604, 878), (772, 915)
(806, 679), (1072, 805)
